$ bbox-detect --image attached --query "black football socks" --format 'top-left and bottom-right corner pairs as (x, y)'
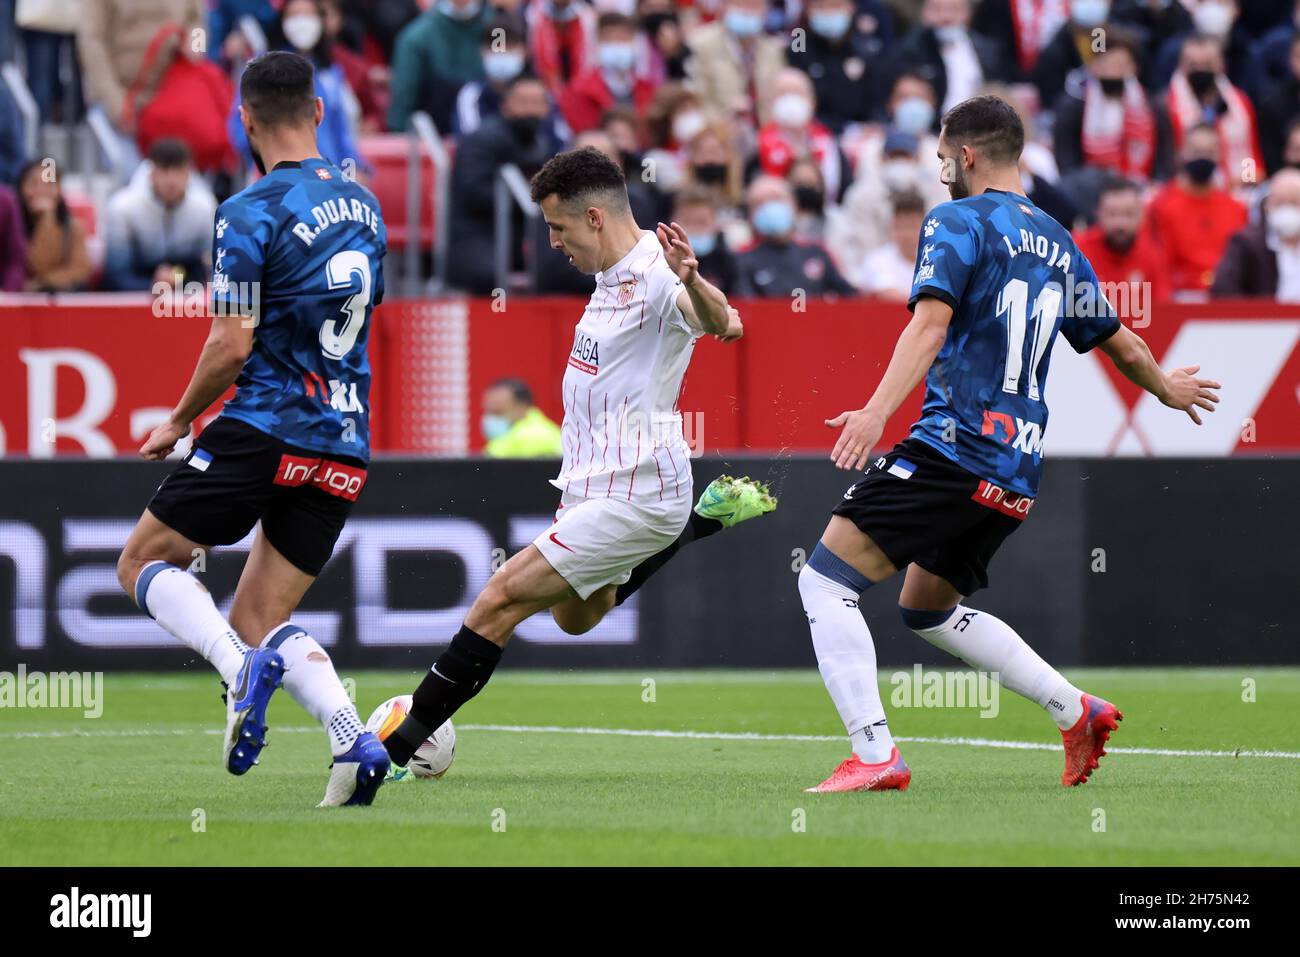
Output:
(613, 511), (724, 606)
(385, 625), (503, 766)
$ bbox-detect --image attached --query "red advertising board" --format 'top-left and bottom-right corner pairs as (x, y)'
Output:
(1, 295), (1297, 457)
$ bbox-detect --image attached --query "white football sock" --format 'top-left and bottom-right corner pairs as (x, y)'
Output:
(262, 624), (364, 756)
(135, 562), (248, 685)
(798, 562), (895, 763)
(901, 604), (1085, 729)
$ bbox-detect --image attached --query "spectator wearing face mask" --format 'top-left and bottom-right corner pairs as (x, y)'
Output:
(856, 190), (926, 299)
(891, 0), (1007, 117)
(789, 157), (833, 244)
(449, 75), (563, 294)
(1030, 0), (1148, 107)
(1163, 32), (1262, 192)
(388, 0), (492, 133)
(672, 185), (738, 294)
(1151, 0), (1254, 91)
(455, 18), (531, 135)
(1053, 31), (1175, 183)
(1145, 122), (1247, 295)
(1257, 32), (1300, 176)
(835, 70), (949, 264)
(641, 83), (709, 197)
(560, 13), (656, 133)
(755, 68), (847, 205)
(788, 0), (889, 135)
(1212, 167), (1300, 300)
(685, 0), (787, 128)
(528, 0), (599, 98)
(1074, 176), (1171, 306)
(480, 378), (563, 457)
(638, 0), (689, 82)
(229, 0), (364, 175)
(680, 121), (747, 223)
(846, 70), (943, 172)
(734, 175), (856, 298)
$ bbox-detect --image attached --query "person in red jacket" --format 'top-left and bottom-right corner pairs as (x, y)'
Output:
(1145, 122), (1247, 295)
(1074, 177), (1171, 314)
(559, 12), (656, 134)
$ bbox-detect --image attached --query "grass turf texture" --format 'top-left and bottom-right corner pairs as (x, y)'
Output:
(2, 668), (1297, 866)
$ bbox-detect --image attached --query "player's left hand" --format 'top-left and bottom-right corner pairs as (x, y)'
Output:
(826, 407), (885, 471)
(656, 221), (699, 286)
(1160, 365), (1221, 425)
(715, 304), (743, 342)
(140, 419), (190, 461)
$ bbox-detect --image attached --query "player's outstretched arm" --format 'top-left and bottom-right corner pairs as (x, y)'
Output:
(1096, 325), (1221, 425)
(825, 295), (953, 470)
(140, 315), (255, 460)
(657, 220), (736, 338)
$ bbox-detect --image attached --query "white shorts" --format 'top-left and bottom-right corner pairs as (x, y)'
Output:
(533, 490), (691, 600)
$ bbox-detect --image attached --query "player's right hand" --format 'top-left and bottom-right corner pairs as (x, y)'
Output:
(826, 408), (884, 471)
(140, 419), (190, 461)
(1160, 365), (1221, 425)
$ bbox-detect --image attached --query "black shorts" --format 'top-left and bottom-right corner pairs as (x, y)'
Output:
(147, 417), (367, 576)
(830, 438), (1034, 596)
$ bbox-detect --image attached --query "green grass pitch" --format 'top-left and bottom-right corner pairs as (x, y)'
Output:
(2, 668), (1297, 866)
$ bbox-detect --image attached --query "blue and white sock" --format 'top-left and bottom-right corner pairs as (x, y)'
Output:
(798, 544), (895, 764)
(263, 624), (363, 756)
(900, 604), (1085, 729)
(134, 562), (249, 685)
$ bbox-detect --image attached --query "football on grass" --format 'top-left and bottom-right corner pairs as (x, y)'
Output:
(366, 694), (456, 778)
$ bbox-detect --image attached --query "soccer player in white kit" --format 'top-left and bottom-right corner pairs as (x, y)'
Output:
(382, 147), (770, 769)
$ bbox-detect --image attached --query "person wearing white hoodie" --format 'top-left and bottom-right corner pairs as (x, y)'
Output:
(103, 139), (217, 292)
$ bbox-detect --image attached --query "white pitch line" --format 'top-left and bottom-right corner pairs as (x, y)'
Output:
(458, 724), (1300, 760)
(2, 722), (1297, 760)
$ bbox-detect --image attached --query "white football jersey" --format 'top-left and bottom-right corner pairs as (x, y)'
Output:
(552, 231), (703, 503)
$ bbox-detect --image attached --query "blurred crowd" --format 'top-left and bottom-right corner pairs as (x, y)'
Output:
(4, 0), (1300, 302)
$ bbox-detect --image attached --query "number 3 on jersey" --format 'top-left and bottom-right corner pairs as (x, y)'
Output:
(996, 277), (1061, 401)
(320, 250), (371, 360)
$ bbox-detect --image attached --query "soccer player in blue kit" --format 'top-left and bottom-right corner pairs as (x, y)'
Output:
(800, 96), (1222, 792)
(115, 52), (391, 807)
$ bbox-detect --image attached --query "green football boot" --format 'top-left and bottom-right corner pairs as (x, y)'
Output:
(693, 475), (778, 528)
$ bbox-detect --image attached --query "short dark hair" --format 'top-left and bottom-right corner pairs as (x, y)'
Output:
(482, 15), (525, 47)
(148, 137), (192, 169)
(673, 184), (718, 213)
(892, 70), (936, 97)
(1098, 175), (1140, 200)
(940, 95), (1025, 166)
(1096, 25), (1142, 66)
(891, 191), (927, 217)
(490, 377), (533, 405)
(240, 51), (318, 129)
(529, 146), (630, 212)
(597, 12), (636, 32)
